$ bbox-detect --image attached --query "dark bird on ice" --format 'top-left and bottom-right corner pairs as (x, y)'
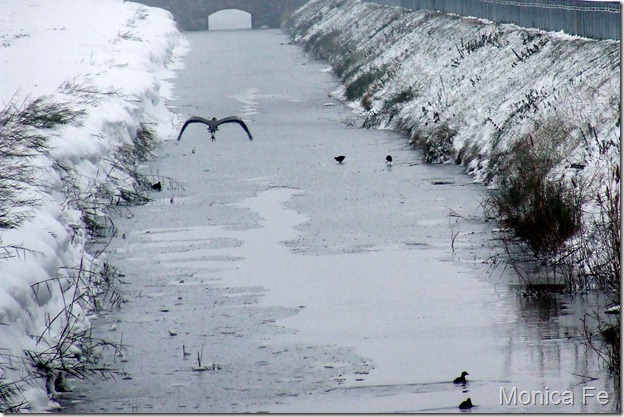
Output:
(177, 116), (253, 142)
(453, 371), (469, 384)
(458, 398), (473, 410)
(386, 155), (393, 164)
(334, 155), (346, 164)
(151, 181), (162, 192)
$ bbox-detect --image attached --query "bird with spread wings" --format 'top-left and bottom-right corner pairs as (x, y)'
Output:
(176, 116), (253, 141)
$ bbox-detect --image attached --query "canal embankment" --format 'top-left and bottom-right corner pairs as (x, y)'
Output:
(283, 0), (620, 297)
(0, 0), (186, 411)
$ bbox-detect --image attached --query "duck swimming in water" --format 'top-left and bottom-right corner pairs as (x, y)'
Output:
(177, 116), (253, 142)
(454, 371), (469, 384)
(459, 397), (473, 410)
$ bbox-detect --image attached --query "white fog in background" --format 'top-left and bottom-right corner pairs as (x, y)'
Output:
(208, 9), (252, 30)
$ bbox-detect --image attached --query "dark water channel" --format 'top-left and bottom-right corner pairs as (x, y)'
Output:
(61, 29), (617, 413)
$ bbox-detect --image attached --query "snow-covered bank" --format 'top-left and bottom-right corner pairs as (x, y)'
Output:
(284, 0), (620, 287)
(0, 0), (186, 411)
(285, 0), (619, 180)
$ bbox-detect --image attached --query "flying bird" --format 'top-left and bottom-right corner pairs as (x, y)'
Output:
(177, 116), (253, 142)
(335, 155), (346, 164)
(453, 371), (469, 384)
(386, 155), (393, 164)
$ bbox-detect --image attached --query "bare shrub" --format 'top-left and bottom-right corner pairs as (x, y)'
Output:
(0, 95), (86, 229)
(360, 92), (373, 111)
(421, 122), (458, 164)
(583, 312), (620, 377)
(345, 68), (385, 101)
(486, 120), (583, 255)
(25, 256), (127, 400)
(133, 122), (157, 161)
(486, 119), (619, 374)
(3, 96), (84, 131)
(305, 29), (341, 61)
(383, 86), (418, 112)
(489, 160), (582, 254)
(0, 80), (164, 411)
(0, 373), (29, 412)
(577, 166), (620, 377)
(578, 166), (620, 298)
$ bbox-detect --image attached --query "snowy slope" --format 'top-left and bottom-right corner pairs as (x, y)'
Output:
(284, 0), (620, 279)
(0, 0), (186, 411)
(285, 0), (619, 182)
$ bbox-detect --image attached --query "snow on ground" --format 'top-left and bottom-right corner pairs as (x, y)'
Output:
(0, 0), (186, 411)
(285, 0), (619, 185)
(284, 0), (620, 280)
(0, 0), (619, 411)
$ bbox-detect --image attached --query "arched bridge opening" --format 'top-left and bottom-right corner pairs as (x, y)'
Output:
(208, 9), (252, 31)
(136, 0), (307, 31)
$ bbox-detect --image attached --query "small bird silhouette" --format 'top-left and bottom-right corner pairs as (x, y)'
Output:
(177, 115), (253, 141)
(151, 181), (162, 192)
(335, 155), (346, 164)
(386, 155), (393, 164)
(453, 371), (469, 384)
(459, 398), (473, 410)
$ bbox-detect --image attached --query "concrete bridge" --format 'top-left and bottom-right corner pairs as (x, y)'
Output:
(137, 0), (307, 30)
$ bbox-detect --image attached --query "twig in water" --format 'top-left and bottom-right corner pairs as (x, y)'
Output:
(451, 230), (460, 254)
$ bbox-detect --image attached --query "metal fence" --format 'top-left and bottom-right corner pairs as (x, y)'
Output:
(365, 0), (621, 40)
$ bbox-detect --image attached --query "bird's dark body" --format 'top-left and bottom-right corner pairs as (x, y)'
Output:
(151, 181), (162, 192)
(386, 155), (393, 164)
(453, 371), (469, 384)
(459, 398), (473, 410)
(335, 155), (346, 163)
(177, 115), (253, 141)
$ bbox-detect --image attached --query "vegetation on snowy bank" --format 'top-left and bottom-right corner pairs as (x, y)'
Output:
(0, 82), (156, 413)
(0, 0), (185, 411)
(284, 0), (620, 371)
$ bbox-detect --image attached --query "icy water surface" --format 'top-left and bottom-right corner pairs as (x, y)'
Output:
(61, 29), (617, 413)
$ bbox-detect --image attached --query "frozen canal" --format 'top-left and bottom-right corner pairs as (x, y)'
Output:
(62, 28), (617, 413)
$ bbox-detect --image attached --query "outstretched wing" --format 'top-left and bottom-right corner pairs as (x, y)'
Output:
(217, 116), (253, 141)
(177, 116), (213, 141)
